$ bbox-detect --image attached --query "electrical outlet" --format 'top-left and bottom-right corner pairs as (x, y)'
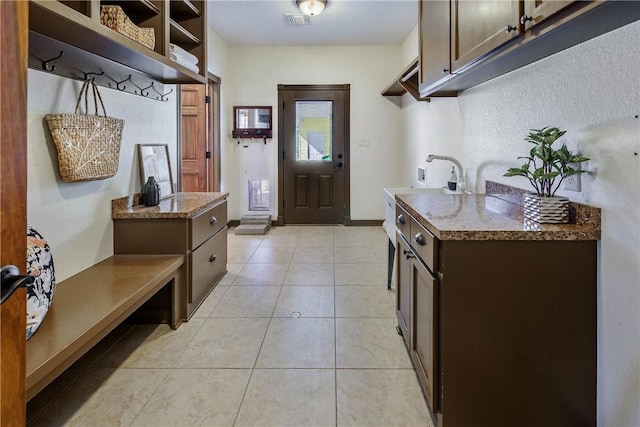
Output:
(564, 173), (581, 192)
(417, 167), (426, 185)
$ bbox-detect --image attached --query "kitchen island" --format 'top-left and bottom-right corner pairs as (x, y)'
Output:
(112, 192), (228, 320)
(394, 183), (600, 427)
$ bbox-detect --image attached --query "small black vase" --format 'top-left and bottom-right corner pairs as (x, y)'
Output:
(143, 176), (160, 206)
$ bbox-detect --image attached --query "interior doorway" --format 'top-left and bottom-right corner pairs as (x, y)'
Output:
(179, 75), (221, 192)
(277, 84), (350, 225)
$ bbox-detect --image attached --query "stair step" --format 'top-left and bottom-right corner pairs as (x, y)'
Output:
(234, 224), (270, 235)
(240, 214), (271, 225)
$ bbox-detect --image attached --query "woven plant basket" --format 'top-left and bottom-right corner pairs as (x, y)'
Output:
(100, 5), (155, 50)
(45, 79), (124, 182)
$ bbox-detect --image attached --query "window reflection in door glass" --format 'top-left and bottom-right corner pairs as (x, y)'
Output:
(295, 101), (332, 161)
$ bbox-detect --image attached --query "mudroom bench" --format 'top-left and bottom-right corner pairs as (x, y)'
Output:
(25, 254), (185, 401)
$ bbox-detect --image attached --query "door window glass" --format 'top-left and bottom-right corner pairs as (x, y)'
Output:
(295, 101), (332, 161)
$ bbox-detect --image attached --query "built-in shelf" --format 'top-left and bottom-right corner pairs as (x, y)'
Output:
(29, 0), (206, 96)
(381, 58), (430, 101)
(170, 19), (200, 45)
(101, 0), (160, 21)
(170, 0), (200, 19)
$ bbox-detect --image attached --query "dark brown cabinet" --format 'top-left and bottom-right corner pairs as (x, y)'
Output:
(114, 198), (227, 320)
(418, 0), (455, 97)
(395, 231), (412, 346)
(450, 0), (522, 73)
(395, 204), (439, 417)
(418, 0), (639, 97)
(521, 0), (576, 30)
(411, 252), (439, 413)
(394, 197), (597, 426)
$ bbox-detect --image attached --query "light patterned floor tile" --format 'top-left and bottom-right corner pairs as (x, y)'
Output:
(191, 285), (229, 318)
(256, 318), (335, 368)
(132, 369), (251, 427)
(335, 286), (395, 317)
(235, 369), (336, 427)
(273, 286), (334, 318)
(292, 246), (334, 264)
(209, 286), (281, 317)
(337, 369), (431, 427)
(95, 320), (204, 369)
(334, 263), (387, 285)
(247, 246), (295, 264)
(284, 263), (334, 285)
(175, 318), (270, 368)
(336, 318), (412, 368)
(29, 368), (168, 427)
(233, 263), (289, 286)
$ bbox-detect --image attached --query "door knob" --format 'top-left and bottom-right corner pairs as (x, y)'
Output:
(335, 162), (343, 168)
(414, 233), (425, 245)
(209, 255), (217, 262)
(1, 265), (34, 305)
(396, 214), (405, 225)
(209, 216), (217, 224)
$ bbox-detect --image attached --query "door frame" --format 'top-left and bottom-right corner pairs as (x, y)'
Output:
(277, 84), (351, 226)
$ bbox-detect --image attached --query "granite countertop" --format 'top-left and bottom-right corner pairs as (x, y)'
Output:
(396, 190), (601, 241)
(112, 192), (229, 219)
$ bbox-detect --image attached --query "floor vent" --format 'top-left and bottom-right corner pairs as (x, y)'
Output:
(235, 214), (272, 235)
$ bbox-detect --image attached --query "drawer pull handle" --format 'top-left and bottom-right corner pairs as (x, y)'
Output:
(209, 254), (217, 262)
(414, 233), (425, 245)
(210, 216), (217, 224)
(396, 214), (405, 225)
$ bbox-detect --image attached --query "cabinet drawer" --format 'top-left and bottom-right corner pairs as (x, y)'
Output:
(395, 205), (411, 240)
(190, 200), (227, 250)
(190, 227), (227, 304)
(410, 219), (437, 272)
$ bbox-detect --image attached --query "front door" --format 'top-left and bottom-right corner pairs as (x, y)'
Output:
(1, 1), (28, 425)
(278, 84), (350, 224)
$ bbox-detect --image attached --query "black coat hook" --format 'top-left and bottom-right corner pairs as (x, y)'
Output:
(151, 84), (174, 102)
(115, 75), (132, 91)
(141, 82), (154, 97)
(42, 51), (64, 72)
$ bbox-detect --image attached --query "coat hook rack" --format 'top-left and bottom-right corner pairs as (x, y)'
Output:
(42, 51), (64, 72)
(151, 85), (174, 102)
(83, 70), (105, 80)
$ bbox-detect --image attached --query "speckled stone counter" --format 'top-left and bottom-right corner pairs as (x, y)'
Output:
(396, 188), (600, 241)
(112, 192), (229, 219)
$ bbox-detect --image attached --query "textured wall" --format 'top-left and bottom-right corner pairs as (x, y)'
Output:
(402, 21), (640, 427)
(27, 71), (177, 281)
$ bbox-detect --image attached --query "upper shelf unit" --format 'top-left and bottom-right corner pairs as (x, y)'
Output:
(28, 0), (207, 90)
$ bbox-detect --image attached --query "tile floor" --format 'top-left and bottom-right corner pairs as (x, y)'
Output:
(27, 226), (432, 427)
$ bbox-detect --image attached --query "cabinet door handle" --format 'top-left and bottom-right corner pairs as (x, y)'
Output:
(209, 216), (217, 224)
(414, 233), (425, 246)
(396, 214), (405, 225)
(403, 249), (415, 260)
(506, 24), (518, 33)
(520, 14), (533, 25)
(442, 68), (449, 74)
(209, 254), (217, 262)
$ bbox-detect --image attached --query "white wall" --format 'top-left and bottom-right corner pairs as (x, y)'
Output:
(223, 44), (404, 221)
(27, 71), (177, 281)
(400, 21), (640, 427)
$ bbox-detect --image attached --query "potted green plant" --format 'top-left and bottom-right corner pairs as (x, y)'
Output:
(504, 126), (589, 223)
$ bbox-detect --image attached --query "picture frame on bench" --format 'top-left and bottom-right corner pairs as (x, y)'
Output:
(137, 144), (174, 199)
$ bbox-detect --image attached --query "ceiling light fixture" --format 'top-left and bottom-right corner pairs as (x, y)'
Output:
(296, 0), (327, 16)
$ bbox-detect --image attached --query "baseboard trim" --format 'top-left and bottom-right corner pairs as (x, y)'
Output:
(350, 220), (384, 226)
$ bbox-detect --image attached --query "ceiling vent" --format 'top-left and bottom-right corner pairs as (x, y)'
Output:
(284, 14), (312, 25)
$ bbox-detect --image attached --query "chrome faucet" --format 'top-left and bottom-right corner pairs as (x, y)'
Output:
(426, 154), (465, 192)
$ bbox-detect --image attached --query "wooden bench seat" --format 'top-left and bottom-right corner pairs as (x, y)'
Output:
(26, 254), (184, 401)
